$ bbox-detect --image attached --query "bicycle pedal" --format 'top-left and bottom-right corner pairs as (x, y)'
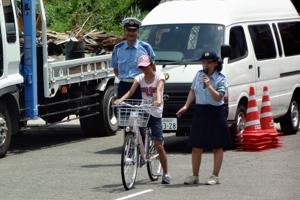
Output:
(139, 159), (146, 167)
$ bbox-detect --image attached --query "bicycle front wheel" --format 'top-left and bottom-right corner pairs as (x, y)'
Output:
(147, 139), (162, 181)
(121, 133), (138, 190)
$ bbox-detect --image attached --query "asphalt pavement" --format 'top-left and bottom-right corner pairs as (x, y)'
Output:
(0, 119), (299, 200)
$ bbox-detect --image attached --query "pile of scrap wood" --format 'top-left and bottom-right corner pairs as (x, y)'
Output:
(18, 12), (123, 56)
(40, 30), (123, 56)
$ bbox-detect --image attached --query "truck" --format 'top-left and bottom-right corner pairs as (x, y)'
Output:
(0, 0), (118, 157)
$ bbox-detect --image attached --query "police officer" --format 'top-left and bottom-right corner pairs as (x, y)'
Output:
(177, 51), (231, 186)
(112, 17), (155, 98)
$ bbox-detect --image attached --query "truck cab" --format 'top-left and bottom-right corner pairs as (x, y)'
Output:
(0, 0), (23, 92)
(0, 0), (24, 157)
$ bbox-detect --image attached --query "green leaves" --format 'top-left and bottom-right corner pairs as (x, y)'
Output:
(45, 0), (149, 35)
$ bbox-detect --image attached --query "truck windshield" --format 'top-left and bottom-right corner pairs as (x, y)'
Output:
(140, 24), (224, 65)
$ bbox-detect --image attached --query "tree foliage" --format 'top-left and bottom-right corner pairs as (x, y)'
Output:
(45, 0), (159, 35)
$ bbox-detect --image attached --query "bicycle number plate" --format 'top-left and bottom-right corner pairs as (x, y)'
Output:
(162, 118), (177, 130)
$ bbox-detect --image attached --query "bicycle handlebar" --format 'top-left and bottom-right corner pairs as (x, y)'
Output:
(114, 101), (154, 109)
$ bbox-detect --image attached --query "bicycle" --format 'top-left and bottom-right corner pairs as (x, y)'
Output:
(114, 99), (162, 190)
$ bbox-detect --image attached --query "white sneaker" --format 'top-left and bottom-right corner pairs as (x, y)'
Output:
(162, 175), (171, 184)
(184, 176), (199, 185)
(207, 175), (220, 185)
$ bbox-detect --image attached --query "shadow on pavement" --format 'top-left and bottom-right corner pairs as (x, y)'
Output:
(92, 183), (125, 194)
(161, 183), (207, 188)
(94, 135), (191, 155)
(97, 179), (160, 194)
(9, 124), (87, 155)
(81, 163), (120, 168)
(164, 135), (191, 154)
(95, 146), (122, 154)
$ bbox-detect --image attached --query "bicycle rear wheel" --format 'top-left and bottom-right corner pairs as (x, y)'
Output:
(121, 133), (138, 190)
(146, 139), (162, 181)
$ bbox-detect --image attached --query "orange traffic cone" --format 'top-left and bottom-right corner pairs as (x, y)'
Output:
(260, 86), (275, 130)
(260, 86), (282, 148)
(245, 86), (261, 132)
(236, 86), (271, 151)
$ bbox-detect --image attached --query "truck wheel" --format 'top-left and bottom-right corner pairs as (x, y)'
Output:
(230, 104), (247, 148)
(279, 97), (299, 135)
(0, 101), (13, 158)
(80, 85), (118, 137)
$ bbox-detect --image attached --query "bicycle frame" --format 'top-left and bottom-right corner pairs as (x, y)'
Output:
(115, 99), (159, 163)
(131, 126), (149, 163)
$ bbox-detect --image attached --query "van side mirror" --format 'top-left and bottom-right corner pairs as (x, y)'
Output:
(6, 23), (16, 43)
(7, 34), (16, 43)
(221, 45), (231, 59)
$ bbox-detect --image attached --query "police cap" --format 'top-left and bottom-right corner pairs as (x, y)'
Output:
(200, 51), (219, 62)
(122, 17), (142, 29)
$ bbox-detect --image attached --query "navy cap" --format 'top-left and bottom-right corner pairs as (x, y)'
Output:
(122, 17), (142, 29)
(200, 51), (219, 61)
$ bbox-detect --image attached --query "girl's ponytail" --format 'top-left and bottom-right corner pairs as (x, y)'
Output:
(152, 63), (157, 71)
(216, 59), (223, 72)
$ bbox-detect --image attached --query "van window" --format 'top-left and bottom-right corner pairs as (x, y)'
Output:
(248, 24), (276, 60)
(278, 22), (300, 57)
(187, 26), (200, 50)
(229, 26), (248, 62)
(0, 25), (3, 76)
(3, 0), (16, 43)
(140, 24), (224, 64)
(272, 23), (283, 57)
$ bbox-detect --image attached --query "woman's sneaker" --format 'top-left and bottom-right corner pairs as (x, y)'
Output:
(207, 175), (220, 185)
(162, 175), (171, 184)
(184, 176), (199, 185)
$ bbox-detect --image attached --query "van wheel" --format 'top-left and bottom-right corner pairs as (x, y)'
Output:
(279, 97), (299, 135)
(230, 105), (247, 148)
(80, 86), (118, 137)
(0, 101), (13, 158)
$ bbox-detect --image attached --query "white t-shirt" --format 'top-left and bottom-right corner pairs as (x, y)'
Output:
(135, 72), (165, 118)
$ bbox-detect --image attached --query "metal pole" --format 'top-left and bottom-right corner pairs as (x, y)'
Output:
(38, 0), (50, 97)
(22, 0), (38, 119)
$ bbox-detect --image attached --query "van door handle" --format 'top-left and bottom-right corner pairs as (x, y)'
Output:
(257, 66), (261, 78)
(249, 65), (253, 69)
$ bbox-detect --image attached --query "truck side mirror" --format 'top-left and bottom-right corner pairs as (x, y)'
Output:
(221, 45), (231, 59)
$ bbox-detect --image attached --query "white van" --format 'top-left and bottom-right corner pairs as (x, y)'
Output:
(139, 0), (300, 139)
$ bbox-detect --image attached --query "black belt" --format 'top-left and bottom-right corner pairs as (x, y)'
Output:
(120, 78), (134, 83)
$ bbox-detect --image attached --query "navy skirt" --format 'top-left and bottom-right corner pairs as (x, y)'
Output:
(189, 104), (231, 150)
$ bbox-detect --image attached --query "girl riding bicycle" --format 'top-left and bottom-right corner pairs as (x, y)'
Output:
(114, 55), (171, 184)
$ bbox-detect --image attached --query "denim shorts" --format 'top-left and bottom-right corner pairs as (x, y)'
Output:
(147, 116), (164, 142)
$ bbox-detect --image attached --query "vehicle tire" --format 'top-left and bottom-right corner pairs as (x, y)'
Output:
(229, 104), (247, 149)
(80, 85), (118, 137)
(147, 139), (161, 181)
(0, 101), (13, 158)
(279, 97), (299, 135)
(121, 133), (138, 190)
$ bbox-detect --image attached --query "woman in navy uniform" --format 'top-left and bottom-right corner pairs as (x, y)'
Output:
(177, 51), (230, 185)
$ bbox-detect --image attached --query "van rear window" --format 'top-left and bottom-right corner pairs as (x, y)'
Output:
(278, 22), (300, 57)
(248, 24), (276, 60)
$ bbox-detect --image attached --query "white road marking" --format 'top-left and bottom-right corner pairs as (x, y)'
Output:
(114, 189), (153, 200)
